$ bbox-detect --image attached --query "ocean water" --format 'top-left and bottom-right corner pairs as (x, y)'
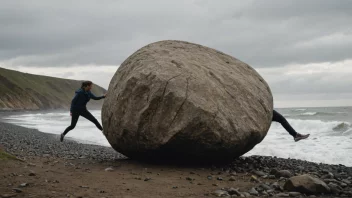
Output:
(2, 107), (352, 166)
(2, 110), (110, 146)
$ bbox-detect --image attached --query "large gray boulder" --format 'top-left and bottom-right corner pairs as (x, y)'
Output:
(102, 40), (273, 161)
(284, 174), (331, 194)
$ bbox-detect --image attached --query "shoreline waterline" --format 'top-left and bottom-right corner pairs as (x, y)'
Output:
(1, 107), (352, 167)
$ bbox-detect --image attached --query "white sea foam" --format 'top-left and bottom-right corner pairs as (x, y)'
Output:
(300, 112), (317, 116)
(246, 119), (352, 166)
(297, 111), (348, 117)
(3, 111), (110, 146)
(293, 108), (307, 111)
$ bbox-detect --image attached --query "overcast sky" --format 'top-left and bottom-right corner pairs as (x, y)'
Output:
(1, 0), (351, 107)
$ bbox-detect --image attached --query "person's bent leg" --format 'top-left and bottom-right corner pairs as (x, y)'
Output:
(272, 110), (297, 137)
(272, 110), (310, 142)
(61, 111), (79, 141)
(80, 109), (103, 131)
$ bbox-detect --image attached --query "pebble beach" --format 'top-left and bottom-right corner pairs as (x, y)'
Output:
(1, 120), (352, 197)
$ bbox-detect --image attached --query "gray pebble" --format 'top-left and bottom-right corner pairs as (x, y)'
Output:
(242, 192), (251, 197)
(288, 192), (301, 197)
(28, 171), (36, 176)
(248, 188), (259, 196)
(104, 167), (114, 172)
(276, 193), (290, 197)
(259, 183), (271, 190)
(212, 190), (229, 197)
(19, 183), (28, 187)
(252, 170), (266, 177)
(228, 176), (236, 181)
(12, 188), (22, 193)
(144, 177), (151, 181)
(227, 187), (241, 196)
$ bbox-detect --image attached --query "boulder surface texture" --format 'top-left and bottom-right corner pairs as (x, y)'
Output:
(102, 40), (273, 161)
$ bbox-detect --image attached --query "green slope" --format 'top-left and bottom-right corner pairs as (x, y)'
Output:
(0, 67), (107, 110)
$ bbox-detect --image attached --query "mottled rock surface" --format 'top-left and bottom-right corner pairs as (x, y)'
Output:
(102, 40), (273, 161)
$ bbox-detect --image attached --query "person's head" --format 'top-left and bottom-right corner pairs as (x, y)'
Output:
(81, 81), (93, 91)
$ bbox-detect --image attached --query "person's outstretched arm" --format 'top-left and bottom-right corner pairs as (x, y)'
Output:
(89, 92), (106, 100)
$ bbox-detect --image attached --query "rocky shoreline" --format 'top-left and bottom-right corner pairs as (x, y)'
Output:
(1, 121), (352, 197)
(0, 122), (124, 162)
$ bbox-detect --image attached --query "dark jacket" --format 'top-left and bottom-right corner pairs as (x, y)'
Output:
(70, 88), (105, 112)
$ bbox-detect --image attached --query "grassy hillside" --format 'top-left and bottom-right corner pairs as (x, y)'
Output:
(0, 67), (106, 111)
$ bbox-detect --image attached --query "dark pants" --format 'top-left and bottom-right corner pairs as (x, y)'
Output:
(63, 109), (103, 135)
(272, 110), (297, 137)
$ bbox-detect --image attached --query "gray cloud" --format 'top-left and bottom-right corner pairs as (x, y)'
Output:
(1, 0), (352, 68)
(1, 0), (352, 107)
(257, 59), (352, 106)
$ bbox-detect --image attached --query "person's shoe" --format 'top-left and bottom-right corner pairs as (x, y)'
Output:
(294, 133), (310, 142)
(60, 133), (65, 142)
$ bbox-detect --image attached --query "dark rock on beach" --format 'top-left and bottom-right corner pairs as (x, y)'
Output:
(284, 174), (330, 194)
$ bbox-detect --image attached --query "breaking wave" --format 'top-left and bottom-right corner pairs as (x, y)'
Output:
(292, 108), (307, 111)
(298, 111), (348, 116)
